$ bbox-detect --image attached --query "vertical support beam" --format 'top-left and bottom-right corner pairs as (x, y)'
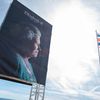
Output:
(29, 82), (45, 100)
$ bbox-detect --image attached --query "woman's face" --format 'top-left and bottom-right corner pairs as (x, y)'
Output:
(31, 36), (41, 58)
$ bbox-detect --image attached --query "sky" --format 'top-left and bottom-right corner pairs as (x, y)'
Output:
(0, 79), (31, 100)
(0, 0), (100, 100)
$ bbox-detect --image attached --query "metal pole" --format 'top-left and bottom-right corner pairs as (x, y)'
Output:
(42, 86), (45, 100)
(29, 83), (45, 100)
(29, 83), (34, 100)
(34, 84), (39, 100)
(95, 30), (100, 64)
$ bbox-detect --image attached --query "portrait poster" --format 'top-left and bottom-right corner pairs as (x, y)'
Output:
(0, 0), (52, 86)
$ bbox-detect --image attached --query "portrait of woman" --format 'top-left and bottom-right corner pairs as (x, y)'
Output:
(0, 21), (41, 83)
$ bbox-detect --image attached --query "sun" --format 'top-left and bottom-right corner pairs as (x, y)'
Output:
(50, 0), (97, 86)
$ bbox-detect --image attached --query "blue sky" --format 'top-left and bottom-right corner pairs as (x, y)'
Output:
(1, 0), (100, 100)
(0, 79), (31, 100)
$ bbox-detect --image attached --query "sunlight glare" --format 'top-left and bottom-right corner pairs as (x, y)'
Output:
(49, 0), (97, 86)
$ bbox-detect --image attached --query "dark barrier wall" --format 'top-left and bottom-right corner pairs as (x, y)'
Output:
(0, 0), (52, 85)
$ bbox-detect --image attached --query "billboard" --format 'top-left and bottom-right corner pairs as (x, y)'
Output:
(0, 0), (52, 86)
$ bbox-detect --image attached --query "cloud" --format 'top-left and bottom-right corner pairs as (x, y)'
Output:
(0, 90), (29, 100)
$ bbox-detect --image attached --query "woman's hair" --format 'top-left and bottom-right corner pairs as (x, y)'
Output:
(0, 21), (41, 57)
